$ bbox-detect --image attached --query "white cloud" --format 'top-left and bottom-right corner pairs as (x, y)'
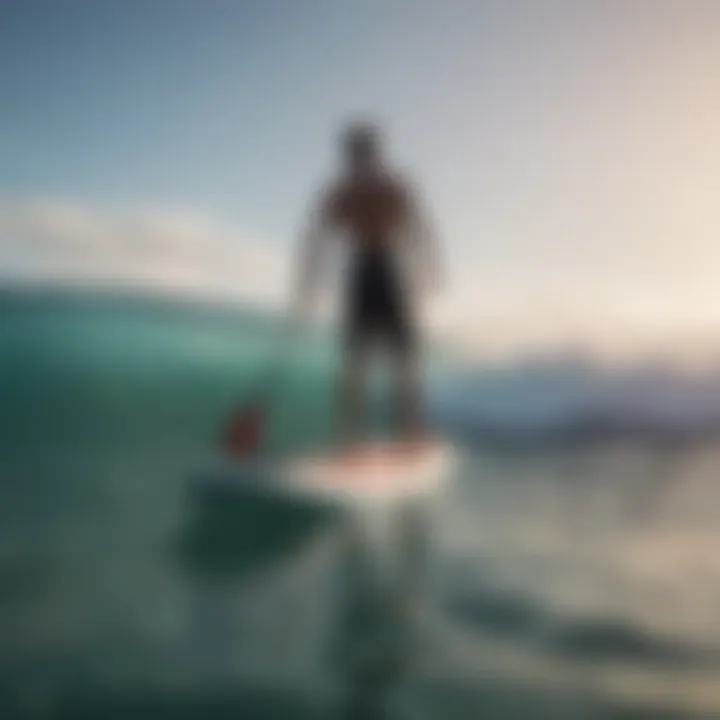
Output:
(0, 196), (290, 307)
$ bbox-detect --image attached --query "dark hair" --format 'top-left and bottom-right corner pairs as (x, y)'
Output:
(342, 121), (381, 153)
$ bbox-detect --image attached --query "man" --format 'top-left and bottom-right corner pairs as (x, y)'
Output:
(294, 122), (442, 442)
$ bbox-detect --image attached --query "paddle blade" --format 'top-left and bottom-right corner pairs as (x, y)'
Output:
(221, 404), (265, 458)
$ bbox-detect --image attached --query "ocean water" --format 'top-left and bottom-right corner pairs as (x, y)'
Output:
(1, 288), (720, 719)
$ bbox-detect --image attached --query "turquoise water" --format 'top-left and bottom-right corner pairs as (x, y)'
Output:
(2, 288), (720, 719)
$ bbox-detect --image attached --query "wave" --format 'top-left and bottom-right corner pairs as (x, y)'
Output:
(446, 575), (717, 669)
(432, 357), (720, 445)
(7, 285), (720, 447)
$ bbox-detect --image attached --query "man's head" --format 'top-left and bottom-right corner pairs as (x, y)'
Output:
(342, 121), (382, 175)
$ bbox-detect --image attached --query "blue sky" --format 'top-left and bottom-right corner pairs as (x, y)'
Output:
(2, 0), (720, 356)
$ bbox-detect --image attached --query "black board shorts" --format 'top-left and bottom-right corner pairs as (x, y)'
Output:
(344, 246), (416, 355)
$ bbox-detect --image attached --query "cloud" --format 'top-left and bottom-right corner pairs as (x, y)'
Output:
(0, 196), (290, 306)
(3, 195), (720, 361)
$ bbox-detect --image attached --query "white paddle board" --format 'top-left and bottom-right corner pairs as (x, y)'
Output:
(196, 437), (456, 508)
(184, 438), (456, 580)
(284, 438), (456, 505)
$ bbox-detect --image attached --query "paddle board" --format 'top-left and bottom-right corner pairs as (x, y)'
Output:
(182, 438), (456, 580)
(284, 437), (456, 504)
(196, 437), (456, 508)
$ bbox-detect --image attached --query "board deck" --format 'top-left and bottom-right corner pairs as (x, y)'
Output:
(284, 438), (455, 503)
(196, 438), (456, 507)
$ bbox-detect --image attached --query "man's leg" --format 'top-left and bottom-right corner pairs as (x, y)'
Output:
(391, 345), (425, 441)
(337, 338), (370, 445)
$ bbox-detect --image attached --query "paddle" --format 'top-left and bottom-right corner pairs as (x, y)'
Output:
(220, 313), (306, 459)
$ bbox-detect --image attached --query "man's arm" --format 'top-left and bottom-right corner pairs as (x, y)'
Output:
(292, 188), (337, 317)
(400, 181), (443, 296)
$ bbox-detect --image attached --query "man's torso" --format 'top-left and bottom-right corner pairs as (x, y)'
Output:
(323, 172), (417, 348)
(325, 172), (410, 248)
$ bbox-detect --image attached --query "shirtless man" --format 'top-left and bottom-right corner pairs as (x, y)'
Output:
(294, 122), (442, 442)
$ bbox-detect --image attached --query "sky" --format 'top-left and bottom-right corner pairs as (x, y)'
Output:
(2, 0), (720, 357)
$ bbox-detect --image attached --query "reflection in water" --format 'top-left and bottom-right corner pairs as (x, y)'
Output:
(177, 474), (338, 685)
(333, 501), (430, 719)
(177, 474), (434, 719)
